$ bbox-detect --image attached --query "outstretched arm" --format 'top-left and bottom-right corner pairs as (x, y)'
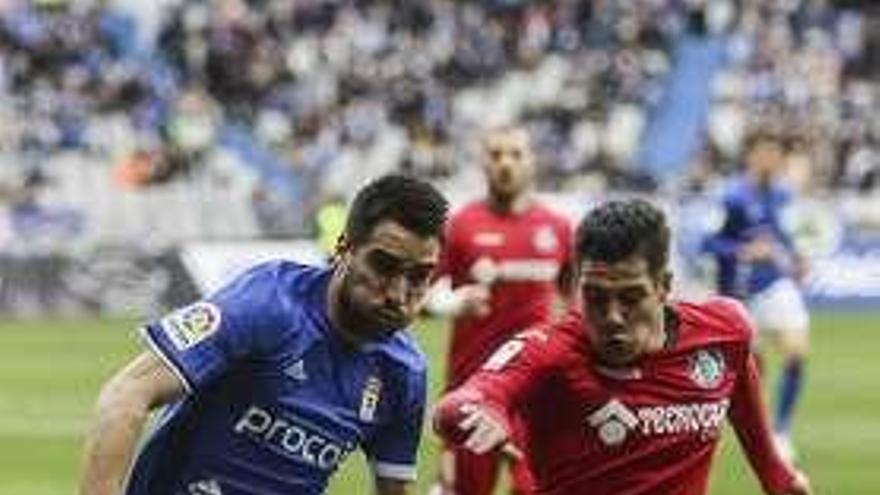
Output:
(433, 330), (551, 457)
(728, 354), (811, 495)
(79, 351), (186, 495)
(433, 390), (523, 459)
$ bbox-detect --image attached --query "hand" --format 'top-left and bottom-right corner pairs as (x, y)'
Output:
(782, 470), (811, 495)
(739, 237), (776, 262)
(456, 403), (521, 459)
(456, 285), (491, 318)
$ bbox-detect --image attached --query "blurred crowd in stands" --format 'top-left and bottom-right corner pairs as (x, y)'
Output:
(0, 0), (876, 242)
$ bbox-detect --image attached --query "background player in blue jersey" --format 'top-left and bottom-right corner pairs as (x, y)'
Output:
(702, 129), (810, 461)
(79, 175), (449, 495)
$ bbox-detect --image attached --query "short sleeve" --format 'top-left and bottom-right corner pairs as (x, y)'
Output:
(705, 296), (758, 355)
(722, 297), (757, 347)
(141, 263), (287, 392)
(363, 367), (427, 482)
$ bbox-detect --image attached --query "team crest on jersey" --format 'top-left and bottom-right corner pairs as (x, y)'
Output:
(160, 302), (221, 350)
(689, 349), (725, 389)
(532, 225), (559, 253)
(359, 376), (382, 422)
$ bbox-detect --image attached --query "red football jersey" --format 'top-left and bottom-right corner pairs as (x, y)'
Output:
(438, 200), (572, 387)
(436, 298), (798, 495)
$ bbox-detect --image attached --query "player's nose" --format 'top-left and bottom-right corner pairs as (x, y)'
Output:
(383, 274), (409, 305)
(603, 299), (625, 325)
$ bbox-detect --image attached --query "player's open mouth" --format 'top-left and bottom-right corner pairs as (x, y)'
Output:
(601, 339), (634, 363)
(376, 309), (406, 326)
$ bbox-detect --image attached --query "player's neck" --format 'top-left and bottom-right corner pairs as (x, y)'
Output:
(647, 306), (680, 356)
(650, 306), (674, 352)
(638, 309), (672, 360)
(325, 271), (368, 348)
(650, 319), (668, 353)
(487, 192), (533, 215)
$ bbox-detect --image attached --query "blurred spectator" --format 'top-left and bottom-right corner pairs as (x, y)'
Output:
(0, 168), (83, 248)
(0, 0), (874, 240)
(313, 194), (346, 259)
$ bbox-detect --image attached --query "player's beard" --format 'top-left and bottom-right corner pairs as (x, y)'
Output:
(336, 267), (401, 342)
(598, 337), (638, 367)
(586, 318), (641, 367)
(489, 171), (519, 199)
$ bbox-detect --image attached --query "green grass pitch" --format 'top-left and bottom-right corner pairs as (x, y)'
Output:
(1, 312), (877, 494)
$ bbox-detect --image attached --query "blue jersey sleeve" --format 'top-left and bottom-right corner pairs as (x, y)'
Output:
(363, 366), (427, 482)
(141, 263), (288, 392)
(701, 193), (744, 259)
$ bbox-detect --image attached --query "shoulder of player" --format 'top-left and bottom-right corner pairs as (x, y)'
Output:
(449, 200), (488, 221)
(722, 177), (751, 203)
(214, 260), (328, 332)
(251, 259), (323, 299)
(444, 201), (488, 238)
(514, 312), (582, 361)
(529, 204), (573, 231)
(529, 201), (568, 220)
(674, 297), (755, 344)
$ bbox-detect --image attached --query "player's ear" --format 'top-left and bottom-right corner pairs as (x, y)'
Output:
(656, 270), (672, 300)
(332, 234), (352, 264)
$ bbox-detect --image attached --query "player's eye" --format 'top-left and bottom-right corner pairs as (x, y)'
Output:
(582, 287), (609, 307)
(618, 289), (646, 307)
(366, 251), (400, 277)
(405, 266), (433, 287)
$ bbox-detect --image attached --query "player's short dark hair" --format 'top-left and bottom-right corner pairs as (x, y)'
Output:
(575, 199), (670, 276)
(345, 174), (449, 246)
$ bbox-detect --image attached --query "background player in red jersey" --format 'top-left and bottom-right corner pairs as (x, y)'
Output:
(433, 199), (811, 495)
(426, 126), (573, 495)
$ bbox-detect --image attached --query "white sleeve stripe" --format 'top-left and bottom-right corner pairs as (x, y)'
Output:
(371, 460), (417, 481)
(139, 326), (194, 394)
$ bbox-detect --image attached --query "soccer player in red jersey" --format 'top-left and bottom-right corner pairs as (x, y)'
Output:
(426, 126), (573, 495)
(433, 199), (811, 495)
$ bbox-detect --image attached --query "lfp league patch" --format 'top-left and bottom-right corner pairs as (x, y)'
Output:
(160, 302), (222, 350)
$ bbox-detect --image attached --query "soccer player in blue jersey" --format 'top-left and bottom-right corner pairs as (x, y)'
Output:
(79, 175), (449, 495)
(702, 129), (810, 461)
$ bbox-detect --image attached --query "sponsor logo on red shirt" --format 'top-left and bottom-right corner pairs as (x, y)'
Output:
(588, 398), (730, 447)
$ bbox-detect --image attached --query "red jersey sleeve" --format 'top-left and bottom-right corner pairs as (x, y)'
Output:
(433, 326), (559, 446)
(725, 307), (799, 494)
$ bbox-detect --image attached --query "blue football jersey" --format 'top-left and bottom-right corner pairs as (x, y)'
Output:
(702, 175), (798, 298)
(126, 261), (427, 495)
